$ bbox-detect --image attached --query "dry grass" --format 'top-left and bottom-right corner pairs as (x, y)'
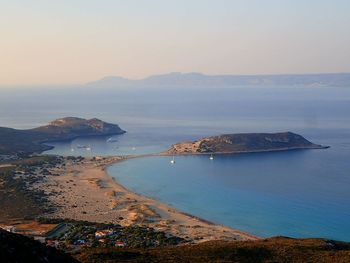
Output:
(74, 237), (350, 263)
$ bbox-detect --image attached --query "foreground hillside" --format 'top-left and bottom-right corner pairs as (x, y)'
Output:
(166, 132), (327, 155)
(0, 117), (125, 155)
(1, 229), (349, 263)
(0, 229), (78, 263)
(74, 237), (350, 263)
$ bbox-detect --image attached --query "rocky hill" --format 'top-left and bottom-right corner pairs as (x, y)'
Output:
(166, 132), (327, 155)
(32, 117), (125, 141)
(0, 117), (125, 155)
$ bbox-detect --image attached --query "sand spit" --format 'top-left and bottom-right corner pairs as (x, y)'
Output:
(37, 156), (257, 242)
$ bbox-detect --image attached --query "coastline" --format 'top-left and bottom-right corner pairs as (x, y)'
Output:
(161, 145), (329, 156)
(37, 155), (258, 242)
(33, 144), (330, 242)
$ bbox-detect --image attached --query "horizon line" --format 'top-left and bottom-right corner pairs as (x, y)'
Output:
(1, 71), (350, 88)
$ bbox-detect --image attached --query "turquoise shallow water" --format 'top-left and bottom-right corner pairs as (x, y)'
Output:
(108, 141), (350, 241)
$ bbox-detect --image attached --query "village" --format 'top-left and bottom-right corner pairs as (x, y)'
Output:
(1, 219), (185, 252)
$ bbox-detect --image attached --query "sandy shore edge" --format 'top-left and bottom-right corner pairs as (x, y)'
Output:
(37, 155), (258, 242)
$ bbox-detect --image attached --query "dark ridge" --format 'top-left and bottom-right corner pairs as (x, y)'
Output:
(0, 228), (78, 263)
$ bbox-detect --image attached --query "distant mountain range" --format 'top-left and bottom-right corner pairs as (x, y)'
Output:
(86, 72), (350, 88)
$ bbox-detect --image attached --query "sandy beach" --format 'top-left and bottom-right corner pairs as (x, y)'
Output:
(35, 156), (257, 242)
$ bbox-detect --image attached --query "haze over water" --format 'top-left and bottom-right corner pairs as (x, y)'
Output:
(1, 85), (350, 241)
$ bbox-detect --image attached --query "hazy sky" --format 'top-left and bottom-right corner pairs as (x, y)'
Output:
(1, 0), (350, 85)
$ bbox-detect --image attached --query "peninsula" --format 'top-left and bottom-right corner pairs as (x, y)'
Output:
(0, 117), (125, 155)
(165, 132), (328, 155)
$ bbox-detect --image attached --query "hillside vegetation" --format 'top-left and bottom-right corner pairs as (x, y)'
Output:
(74, 237), (350, 263)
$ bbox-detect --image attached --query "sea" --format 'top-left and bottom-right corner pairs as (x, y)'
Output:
(1, 85), (349, 241)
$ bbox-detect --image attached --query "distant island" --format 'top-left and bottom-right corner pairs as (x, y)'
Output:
(0, 117), (125, 155)
(0, 119), (328, 157)
(165, 132), (328, 155)
(87, 72), (350, 88)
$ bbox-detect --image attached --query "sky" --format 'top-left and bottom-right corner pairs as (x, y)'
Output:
(1, 0), (350, 86)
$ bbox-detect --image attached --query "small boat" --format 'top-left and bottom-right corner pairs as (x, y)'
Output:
(209, 154), (214, 160)
(132, 147), (136, 151)
(86, 146), (91, 151)
(77, 145), (89, 149)
(107, 137), (118, 143)
(70, 148), (75, 152)
(170, 156), (175, 164)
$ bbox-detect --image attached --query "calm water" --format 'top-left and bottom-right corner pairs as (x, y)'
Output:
(108, 143), (350, 241)
(1, 85), (349, 241)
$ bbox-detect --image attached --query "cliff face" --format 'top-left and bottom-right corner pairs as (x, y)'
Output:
(167, 132), (327, 154)
(0, 117), (126, 155)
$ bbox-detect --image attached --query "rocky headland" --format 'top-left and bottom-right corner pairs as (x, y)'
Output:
(165, 132), (328, 155)
(0, 117), (125, 155)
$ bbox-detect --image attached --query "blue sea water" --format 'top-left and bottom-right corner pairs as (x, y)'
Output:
(108, 145), (350, 241)
(1, 85), (349, 241)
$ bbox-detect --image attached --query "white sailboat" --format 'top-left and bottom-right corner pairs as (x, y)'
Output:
(107, 137), (118, 143)
(77, 144), (88, 149)
(170, 155), (175, 164)
(209, 154), (214, 160)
